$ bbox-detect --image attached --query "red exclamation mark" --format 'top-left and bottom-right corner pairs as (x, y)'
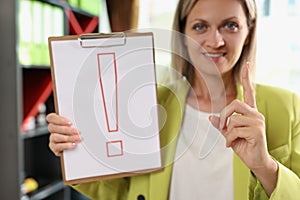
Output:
(97, 53), (123, 157)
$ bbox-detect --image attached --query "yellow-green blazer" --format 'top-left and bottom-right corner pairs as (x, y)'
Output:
(73, 78), (300, 200)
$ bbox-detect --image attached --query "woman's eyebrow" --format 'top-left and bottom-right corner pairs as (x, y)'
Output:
(221, 16), (240, 22)
(190, 16), (240, 24)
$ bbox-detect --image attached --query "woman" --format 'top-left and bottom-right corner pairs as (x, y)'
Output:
(47, 0), (300, 199)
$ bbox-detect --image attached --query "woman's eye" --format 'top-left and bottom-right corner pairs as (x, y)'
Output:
(224, 22), (239, 31)
(193, 24), (206, 31)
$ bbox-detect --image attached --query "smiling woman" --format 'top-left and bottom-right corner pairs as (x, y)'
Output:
(46, 0), (300, 199)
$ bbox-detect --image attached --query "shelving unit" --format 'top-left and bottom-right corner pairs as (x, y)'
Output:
(1, 0), (21, 199)
(1, 0), (99, 199)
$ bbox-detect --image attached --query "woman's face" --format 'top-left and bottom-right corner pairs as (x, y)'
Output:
(184, 0), (249, 76)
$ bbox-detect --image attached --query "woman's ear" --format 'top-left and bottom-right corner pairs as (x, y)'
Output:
(244, 32), (250, 45)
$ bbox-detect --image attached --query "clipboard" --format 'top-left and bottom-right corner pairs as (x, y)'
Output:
(48, 32), (162, 185)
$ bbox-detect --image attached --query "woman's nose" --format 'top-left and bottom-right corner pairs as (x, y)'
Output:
(205, 29), (225, 48)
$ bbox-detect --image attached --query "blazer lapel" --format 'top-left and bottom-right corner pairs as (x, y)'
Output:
(149, 77), (190, 199)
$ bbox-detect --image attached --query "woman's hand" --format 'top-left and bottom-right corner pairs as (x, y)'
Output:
(46, 113), (81, 156)
(209, 63), (278, 196)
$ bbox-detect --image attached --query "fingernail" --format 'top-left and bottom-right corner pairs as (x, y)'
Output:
(66, 121), (72, 126)
(73, 129), (79, 135)
(72, 133), (81, 142)
(226, 142), (230, 148)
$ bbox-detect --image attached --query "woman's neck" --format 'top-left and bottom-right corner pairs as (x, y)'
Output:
(187, 71), (237, 113)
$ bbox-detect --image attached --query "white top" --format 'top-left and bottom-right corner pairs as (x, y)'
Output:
(169, 104), (234, 200)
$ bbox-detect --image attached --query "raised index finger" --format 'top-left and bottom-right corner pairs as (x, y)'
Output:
(242, 62), (256, 108)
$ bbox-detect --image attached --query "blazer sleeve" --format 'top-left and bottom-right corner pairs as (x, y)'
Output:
(249, 92), (300, 199)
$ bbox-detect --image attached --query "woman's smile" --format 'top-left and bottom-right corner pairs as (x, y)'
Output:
(202, 52), (226, 62)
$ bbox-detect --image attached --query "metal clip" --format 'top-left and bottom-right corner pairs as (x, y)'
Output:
(79, 32), (126, 48)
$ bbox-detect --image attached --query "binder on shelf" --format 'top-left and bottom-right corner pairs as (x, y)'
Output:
(41, 3), (52, 66)
(18, 0), (33, 66)
(31, 1), (43, 66)
(48, 32), (162, 185)
(51, 5), (64, 37)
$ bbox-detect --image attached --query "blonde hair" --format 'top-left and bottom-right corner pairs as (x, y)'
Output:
(171, 0), (257, 85)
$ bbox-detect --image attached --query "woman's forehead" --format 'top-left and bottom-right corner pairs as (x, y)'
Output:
(187, 0), (247, 22)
